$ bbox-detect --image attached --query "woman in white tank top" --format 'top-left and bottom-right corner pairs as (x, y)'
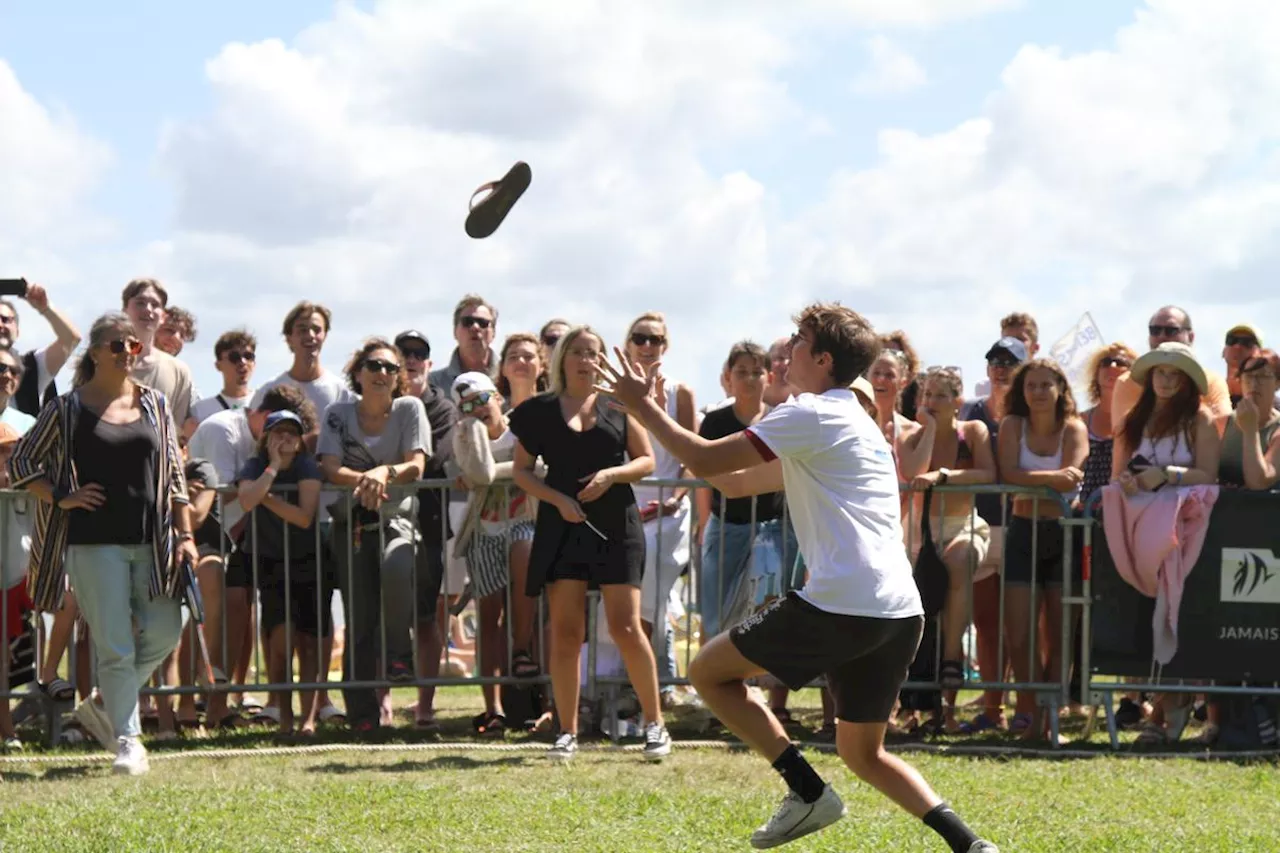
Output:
(996, 359), (1088, 740)
(623, 312), (695, 700)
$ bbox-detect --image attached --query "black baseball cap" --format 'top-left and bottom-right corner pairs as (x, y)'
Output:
(394, 330), (430, 355)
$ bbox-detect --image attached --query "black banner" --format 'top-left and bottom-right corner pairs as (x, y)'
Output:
(1090, 489), (1280, 682)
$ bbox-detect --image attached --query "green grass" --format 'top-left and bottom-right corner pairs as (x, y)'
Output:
(3, 689), (1279, 851)
(3, 746), (1279, 851)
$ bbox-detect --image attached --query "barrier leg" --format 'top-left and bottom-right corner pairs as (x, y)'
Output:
(1101, 691), (1120, 750)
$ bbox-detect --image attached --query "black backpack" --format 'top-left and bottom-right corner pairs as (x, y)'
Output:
(913, 488), (951, 619)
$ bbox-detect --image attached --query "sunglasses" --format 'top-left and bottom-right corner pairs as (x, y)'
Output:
(987, 358), (1019, 368)
(1225, 334), (1258, 348)
(362, 358), (401, 375)
(1149, 324), (1185, 337)
(225, 350), (256, 365)
(630, 332), (666, 348)
(926, 364), (962, 374)
(459, 316), (492, 330)
(1099, 357), (1131, 369)
(399, 347), (430, 361)
(459, 391), (492, 414)
(109, 337), (143, 356)
(541, 335), (561, 348)
(0, 363), (22, 378)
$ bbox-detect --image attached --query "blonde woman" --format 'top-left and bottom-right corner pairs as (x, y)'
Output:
(509, 326), (669, 761)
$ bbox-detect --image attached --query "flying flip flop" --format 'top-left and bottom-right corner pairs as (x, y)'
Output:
(465, 161), (532, 239)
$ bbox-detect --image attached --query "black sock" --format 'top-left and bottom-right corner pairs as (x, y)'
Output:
(771, 745), (826, 804)
(922, 803), (980, 853)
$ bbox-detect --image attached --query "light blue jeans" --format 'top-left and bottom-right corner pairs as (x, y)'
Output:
(699, 516), (800, 639)
(65, 544), (183, 739)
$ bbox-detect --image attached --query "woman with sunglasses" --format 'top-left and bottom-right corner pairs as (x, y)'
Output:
(0, 348), (35, 434)
(1079, 345), (1138, 507)
(318, 338), (432, 732)
(509, 325), (670, 761)
(7, 313), (196, 775)
(538, 319), (569, 376)
(623, 312), (695, 707)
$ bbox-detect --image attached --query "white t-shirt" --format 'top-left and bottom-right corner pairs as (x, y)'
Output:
(187, 408), (256, 530)
(744, 388), (923, 620)
(189, 392), (253, 425)
(249, 370), (354, 421)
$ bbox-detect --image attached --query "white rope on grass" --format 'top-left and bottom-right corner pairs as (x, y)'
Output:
(2, 738), (1276, 768)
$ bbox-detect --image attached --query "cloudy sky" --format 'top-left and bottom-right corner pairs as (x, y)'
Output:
(2, 0), (1277, 405)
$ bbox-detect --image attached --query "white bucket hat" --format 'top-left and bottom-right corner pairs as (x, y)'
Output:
(1130, 342), (1208, 394)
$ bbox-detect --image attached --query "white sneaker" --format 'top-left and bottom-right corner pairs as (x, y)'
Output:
(643, 722), (672, 761)
(73, 698), (116, 753)
(968, 842), (1000, 853)
(112, 736), (150, 776)
(750, 784), (846, 849)
(547, 732), (578, 762)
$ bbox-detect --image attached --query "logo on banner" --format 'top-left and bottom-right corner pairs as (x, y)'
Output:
(1220, 548), (1280, 603)
(1048, 313), (1106, 406)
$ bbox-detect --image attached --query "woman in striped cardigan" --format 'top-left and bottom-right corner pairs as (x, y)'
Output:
(6, 312), (197, 776)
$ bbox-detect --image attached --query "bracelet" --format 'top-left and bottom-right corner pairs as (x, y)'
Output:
(263, 466), (278, 478)
(1166, 466), (1186, 486)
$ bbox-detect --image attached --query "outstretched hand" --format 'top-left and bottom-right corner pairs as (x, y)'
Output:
(594, 347), (658, 412)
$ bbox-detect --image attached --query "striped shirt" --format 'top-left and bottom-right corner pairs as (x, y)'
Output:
(5, 385), (189, 612)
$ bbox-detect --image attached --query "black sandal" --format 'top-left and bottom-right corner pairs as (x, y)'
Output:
(938, 659), (966, 690)
(464, 162), (532, 239)
(472, 712), (506, 737)
(511, 651), (541, 679)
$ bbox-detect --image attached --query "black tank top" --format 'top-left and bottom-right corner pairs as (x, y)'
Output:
(68, 410), (159, 545)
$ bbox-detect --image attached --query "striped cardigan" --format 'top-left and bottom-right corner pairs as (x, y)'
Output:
(5, 385), (189, 612)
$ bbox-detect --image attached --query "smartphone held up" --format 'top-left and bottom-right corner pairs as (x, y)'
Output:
(0, 278), (29, 298)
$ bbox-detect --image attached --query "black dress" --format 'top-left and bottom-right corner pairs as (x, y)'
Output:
(508, 393), (645, 594)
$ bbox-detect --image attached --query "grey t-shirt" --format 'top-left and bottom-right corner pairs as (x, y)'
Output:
(317, 396), (431, 522)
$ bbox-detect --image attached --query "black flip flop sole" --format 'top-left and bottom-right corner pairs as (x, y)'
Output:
(465, 161), (532, 239)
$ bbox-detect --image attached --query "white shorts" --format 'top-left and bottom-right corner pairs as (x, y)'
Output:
(639, 497), (691, 626)
(974, 525), (1005, 583)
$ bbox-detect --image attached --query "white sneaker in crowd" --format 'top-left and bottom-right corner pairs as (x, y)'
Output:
(749, 784), (847, 849)
(112, 736), (150, 776)
(546, 732), (578, 762)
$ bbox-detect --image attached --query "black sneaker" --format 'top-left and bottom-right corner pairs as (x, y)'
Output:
(1115, 697), (1143, 729)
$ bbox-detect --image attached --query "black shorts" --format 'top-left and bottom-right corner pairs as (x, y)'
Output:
(256, 559), (334, 639)
(730, 592), (924, 723)
(1004, 515), (1065, 586)
(223, 549), (254, 590)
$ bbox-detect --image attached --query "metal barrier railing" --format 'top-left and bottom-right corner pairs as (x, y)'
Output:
(3, 479), (1276, 751)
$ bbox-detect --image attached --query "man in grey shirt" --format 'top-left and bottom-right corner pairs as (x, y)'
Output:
(428, 294), (500, 391)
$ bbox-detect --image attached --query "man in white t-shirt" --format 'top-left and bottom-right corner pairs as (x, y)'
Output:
(249, 301), (355, 450)
(597, 303), (997, 853)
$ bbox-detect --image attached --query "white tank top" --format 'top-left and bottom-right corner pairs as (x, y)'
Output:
(1019, 422), (1080, 503)
(633, 385), (683, 505)
(1136, 431), (1194, 467)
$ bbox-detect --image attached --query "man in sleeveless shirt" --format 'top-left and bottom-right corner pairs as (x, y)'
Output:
(597, 303), (998, 853)
(0, 283), (82, 418)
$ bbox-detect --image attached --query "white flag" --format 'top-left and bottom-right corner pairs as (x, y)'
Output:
(1048, 312), (1106, 406)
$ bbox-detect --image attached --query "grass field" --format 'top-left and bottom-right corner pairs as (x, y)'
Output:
(2, 689), (1279, 852)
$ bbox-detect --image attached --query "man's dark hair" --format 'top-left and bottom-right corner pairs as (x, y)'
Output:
(121, 278), (169, 309)
(792, 302), (881, 387)
(255, 384), (316, 434)
(215, 329), (258, 360)
(724, 340), (771, 374)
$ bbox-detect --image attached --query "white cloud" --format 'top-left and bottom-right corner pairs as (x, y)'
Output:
(46, 0), (1280, 406)
(0, 61), (113, 280)
(851, 36), (929, 96)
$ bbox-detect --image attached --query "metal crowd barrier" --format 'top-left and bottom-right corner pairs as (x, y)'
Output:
(3, 480), (1277, 751)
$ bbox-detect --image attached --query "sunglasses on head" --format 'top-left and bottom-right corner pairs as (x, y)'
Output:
(459, 391), (492, 414)
(1225, 334), (1258, 348)
(1100, 356), (1131, 369)
(363, 358), (400, 375)
(459, 316), (492, 330)
(0, 363), (22, 378)
(1149, 324), (1184, 337)
(399, 346), (429, 361)
(630, 332), (666, 348)
(226, 350), (256, 365)
(109, 337), (143, 356)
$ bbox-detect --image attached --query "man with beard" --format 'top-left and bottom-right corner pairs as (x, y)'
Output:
(0, 282), (82, 417)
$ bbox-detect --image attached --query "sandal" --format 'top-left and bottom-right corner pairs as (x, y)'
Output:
(957, 713), (1003, 734)
(39, 678), (76, 703)
(511, 651), (541, 680)
(938, 659), (966, 690)
(464, 161), (532, 239)
(318, 704), (346, 725)
(477, 713), (507, 737)
(415, 713), (441, 735)
(771, 707), (795, 726)
(1008, 712), (1033, 734)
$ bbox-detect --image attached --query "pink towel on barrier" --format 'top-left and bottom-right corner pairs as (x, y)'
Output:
(1100, 483), (1219, 665)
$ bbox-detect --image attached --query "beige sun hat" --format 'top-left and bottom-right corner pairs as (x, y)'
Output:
(850, 375), (875, 406)
(1130, 342), (1208, 394)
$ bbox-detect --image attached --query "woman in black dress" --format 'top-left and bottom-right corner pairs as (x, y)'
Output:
(509, 325), (671, 762)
